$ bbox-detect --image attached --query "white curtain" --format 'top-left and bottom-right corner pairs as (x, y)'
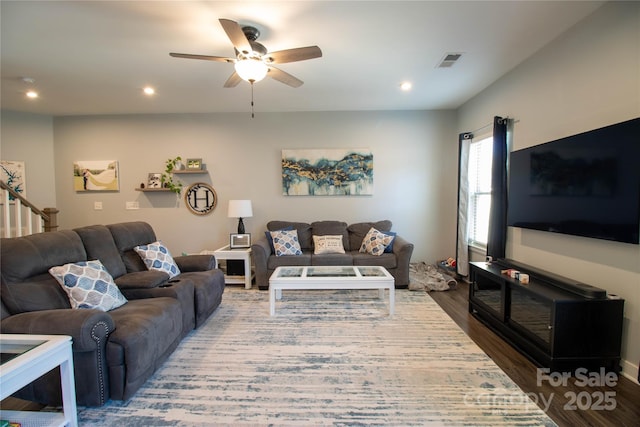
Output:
(456, 132), (473, 277)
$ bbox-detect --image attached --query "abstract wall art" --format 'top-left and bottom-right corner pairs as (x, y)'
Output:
(282, 149), (373, 196)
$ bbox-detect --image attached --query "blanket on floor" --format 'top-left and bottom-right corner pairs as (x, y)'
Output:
(409, 262), (457, 291)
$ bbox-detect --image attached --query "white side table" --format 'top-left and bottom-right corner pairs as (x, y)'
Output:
(213, 245), (253, 289)
(0, 334), (77, 427)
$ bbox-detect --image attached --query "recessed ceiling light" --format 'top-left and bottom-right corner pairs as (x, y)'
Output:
(400, 82), (412, 91)
(26, 90), (39, 99)
(143, 86), (155, 95)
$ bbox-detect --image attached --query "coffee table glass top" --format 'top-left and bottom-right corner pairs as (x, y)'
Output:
(272, 266), (388, 279)
(0, 339), (45, 365)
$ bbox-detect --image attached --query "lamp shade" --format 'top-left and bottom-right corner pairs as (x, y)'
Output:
(234, 59), (268, 83)
(228, 200), (253, 219)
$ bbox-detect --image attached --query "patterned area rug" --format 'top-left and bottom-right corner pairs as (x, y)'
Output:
(77, 287), (556, 426)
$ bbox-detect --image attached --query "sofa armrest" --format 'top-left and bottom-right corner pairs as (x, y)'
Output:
(391, 235), (414, 288)
(115, 270), (169, 289)
(174, 254), (216, 272)
(0, 309), (114, 352)
(251, 237), (272, 289)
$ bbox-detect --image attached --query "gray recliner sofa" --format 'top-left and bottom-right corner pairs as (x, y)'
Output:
(0, 221), (225, 407)
(252, 220), (414, 290)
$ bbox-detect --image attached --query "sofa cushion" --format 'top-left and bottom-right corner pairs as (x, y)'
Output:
(310, 221), (349, 251)
(267, 221), (312, 250)
(381, 231), (397, 253)
(1, 230), (87, 314)
(106, 297), (183, 400)
(265, 226), (293, 252)
(312, 235), (346, 254)
(74, 224), (128, 278)
(268, 252), (312, 269)
(352, 252), (397, 269)
(114, 270), (170, 290)
(49, 260), (128, 311)
(107, 222), (158, 273)
(347, 220), (392, 253)
(270, 229), (303, 256)
(359, 227), (394, 256)
(134, 241), (181, 278)
(311, 253), (353, 266)
(1, 274), (71, 314)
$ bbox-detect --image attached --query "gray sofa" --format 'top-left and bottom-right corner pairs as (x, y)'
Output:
(0, 221), (225, 407)
(252, 220), (414, 290)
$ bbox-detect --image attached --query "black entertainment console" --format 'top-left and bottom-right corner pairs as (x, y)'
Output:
(469, 258), (624, 373)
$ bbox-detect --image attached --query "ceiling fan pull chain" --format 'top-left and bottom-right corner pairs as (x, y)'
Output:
(250, 81), (255, 118)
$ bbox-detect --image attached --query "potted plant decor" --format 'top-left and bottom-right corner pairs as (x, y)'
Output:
(161, 156), (183, 195)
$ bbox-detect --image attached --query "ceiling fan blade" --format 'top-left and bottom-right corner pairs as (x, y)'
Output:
(267, 66), (303, 88)
(169, 52), (234, 63)
(219, 18), (252, 55)
(265, 46), (322, 64)
(223, 72), (243, 88)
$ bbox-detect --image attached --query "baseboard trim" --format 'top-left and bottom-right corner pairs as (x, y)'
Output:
(620, 358), (639, 385)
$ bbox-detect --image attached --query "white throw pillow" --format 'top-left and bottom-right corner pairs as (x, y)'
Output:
(270, 229), (303, 256)
(359, 227), (394, 256)
(313, 235), (346, 254)
(49, 260), (128, 311)
(134, 241), (181, 278)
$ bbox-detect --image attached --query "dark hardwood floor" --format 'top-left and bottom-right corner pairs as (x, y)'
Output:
(428, 280), (640, 427)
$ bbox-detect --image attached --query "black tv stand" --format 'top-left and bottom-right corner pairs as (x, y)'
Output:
(469, 259), (624, 373)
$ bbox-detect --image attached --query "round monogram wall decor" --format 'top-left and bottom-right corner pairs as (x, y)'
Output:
(184, 182), (217, 215)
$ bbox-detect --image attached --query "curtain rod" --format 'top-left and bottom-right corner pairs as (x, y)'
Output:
(469, 117), (519, 135)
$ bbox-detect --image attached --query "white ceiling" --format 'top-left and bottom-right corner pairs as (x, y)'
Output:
(1, 1), (604, 116)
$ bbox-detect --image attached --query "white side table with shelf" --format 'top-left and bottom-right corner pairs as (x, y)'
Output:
(213, 245), (254, 289)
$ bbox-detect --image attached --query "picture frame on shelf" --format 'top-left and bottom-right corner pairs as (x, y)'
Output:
(186, 158), (202, 170)
(230, 233), (251, 249)
(147, 173), (162, 188)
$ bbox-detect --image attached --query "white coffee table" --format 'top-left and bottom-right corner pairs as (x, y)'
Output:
(269, 266), (395, 316)
(0, 334), (77, 427)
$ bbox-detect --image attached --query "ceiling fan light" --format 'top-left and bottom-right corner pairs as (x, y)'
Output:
(235, 59), (268, 83)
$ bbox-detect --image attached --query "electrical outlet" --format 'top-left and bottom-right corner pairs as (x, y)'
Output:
(94, 201), (103, 210)
(126, 201), (139, 210)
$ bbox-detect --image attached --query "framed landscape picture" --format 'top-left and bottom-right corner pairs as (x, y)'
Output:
(73, 160), (119, 192)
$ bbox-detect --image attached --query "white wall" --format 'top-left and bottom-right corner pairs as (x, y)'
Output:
(0, 110), (56, 207)
(457, 1), (640, 381)
(49, 110), (457, 263)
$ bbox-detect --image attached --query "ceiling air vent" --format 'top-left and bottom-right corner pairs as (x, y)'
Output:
(437, 53), (462, 68)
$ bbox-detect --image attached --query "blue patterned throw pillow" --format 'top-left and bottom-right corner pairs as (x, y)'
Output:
(270, 229), (303, 256)
(49, 260), (128, 311)
(134, 241), (181, 278)
(359, 227), (394, 256)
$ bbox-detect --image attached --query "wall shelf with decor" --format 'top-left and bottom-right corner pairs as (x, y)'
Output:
(173, 170), (207, 174)
(135, 188), (172, 192)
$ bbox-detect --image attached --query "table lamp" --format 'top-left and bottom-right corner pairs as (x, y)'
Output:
(228, 200), (253, 234)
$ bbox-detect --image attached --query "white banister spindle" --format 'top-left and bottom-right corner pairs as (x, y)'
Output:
(2, 189), (10, 238)
(15, 198), (23, 237)
(27, 209), (34, 235)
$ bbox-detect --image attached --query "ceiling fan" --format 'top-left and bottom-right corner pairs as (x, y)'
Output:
(170, 18), (322, 88)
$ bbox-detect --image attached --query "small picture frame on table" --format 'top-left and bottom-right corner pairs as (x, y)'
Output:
(230, 233), (251, 249)
(186, 158), (202, 170)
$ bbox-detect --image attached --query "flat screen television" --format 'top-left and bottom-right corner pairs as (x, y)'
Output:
(507, 117), (640, 245)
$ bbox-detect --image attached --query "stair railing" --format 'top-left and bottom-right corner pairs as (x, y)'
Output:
(0, 180), (58, 237)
